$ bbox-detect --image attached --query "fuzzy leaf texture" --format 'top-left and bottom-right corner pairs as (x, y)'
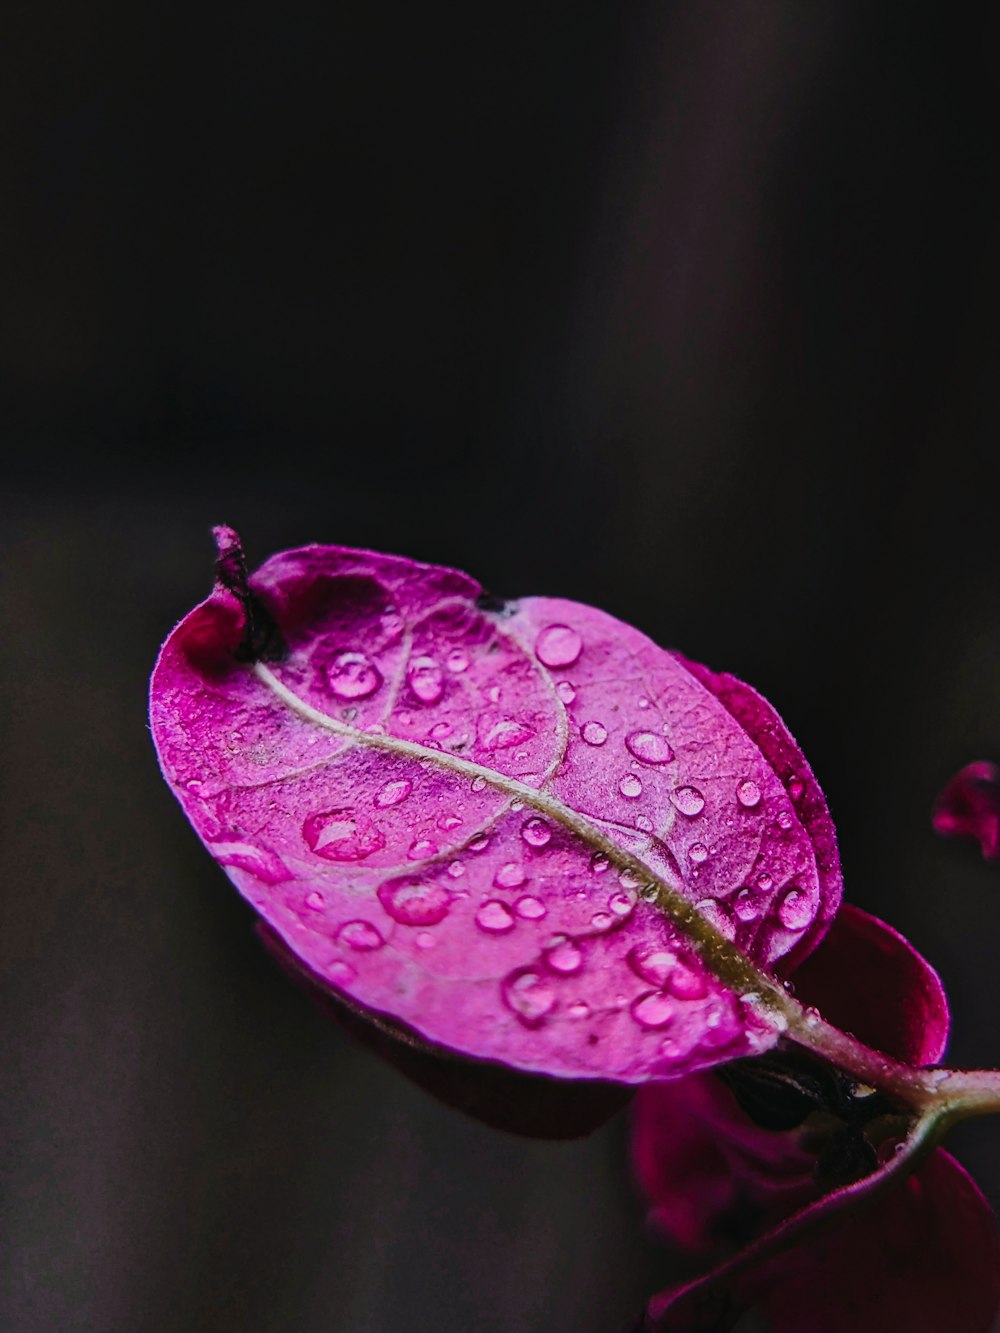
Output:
(150, 531), (842, 1090)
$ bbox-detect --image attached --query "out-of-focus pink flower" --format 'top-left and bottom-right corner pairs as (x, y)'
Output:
(630, 905), (1000, 1332)
(932, 761), (1000, 861)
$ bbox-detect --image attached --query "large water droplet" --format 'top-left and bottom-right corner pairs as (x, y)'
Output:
(495, 861), (526, 889)
(407, 838), (438, 860)
(303, 811), (386, 863)
(327, 651), (382, 700)
(481, 717), (535, 750)
(778, 887), (815, 930)
(215, 841), (293, 884)
(535, 623), (582, 668)
(378, 876), (451, 926)
(337, 919), (384, 950)
(625, 731), (674, 764)
(581, 720), (608, 746)
(631, 991), (676, 1029)
(515, 894), (546, 920)
(522, 817), (551, 848)
(374, 778), (413, 808)
(502, 968), (556, 1025)
(736, 779), (761, 808)
(627, 943), (676, 988)
(446, 648), (469, 673)
(688, 843), (709, 864)
(666, 962), (708, 1001)
(619, 774), (643, 799)
(671, 786), (705, 816)
(733, 887), (761, 922)
(408, 655), (444, 704)
(545, 939), (582, 974)
(477, 899), (515, 933)
(556, 680), (576, 704)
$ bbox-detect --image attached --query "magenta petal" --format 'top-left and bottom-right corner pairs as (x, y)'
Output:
(644, 1150), (1000, 1333)
(932, 760), (1000, 861)
(151, 535), (845, 1085)
(788, 902), (950, 1066)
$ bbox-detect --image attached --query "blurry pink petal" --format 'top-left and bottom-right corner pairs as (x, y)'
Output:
(932, 760), (1000, 861)
(641, 1150), (1000, 1333)
(150, 533), (845, 1086)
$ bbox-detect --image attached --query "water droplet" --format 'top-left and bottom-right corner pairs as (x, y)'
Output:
(446, 648), (469, 673)
(214, 841), (294, 884)
(378, 876), (451, 926)
(619, 869), (642, 889)
(535, 623), (582, 668)
(567, 1000), (591, 1020)
(631, 991), (676, 1029)
(477, 899), (515, 933)
(522, 817), (551, 847)
(666, 962), (708, 1001)
(788, 776), (804, 801)
(470, 775), (487, 793)
(327, 651), (382, 700)
(407, 838), (438, 860)
(635, 814), (654, 832)
(689, 843), (709, 864)
(468, 834), (490, 852)
(638, 697), (650, 709)
(515, 894), (546, 920)
(733, 887), (761, 922)
(736, 779), (761, 808)
(696, 898), (734, 939)
(757, 871), (773, 890)
(495, 862), (526, 889)
(502, 968), (557, 1025)
(438, 812), (462, 831)
(609, 892), (634, 918)
(555, 680), (576, 704)
(408, 655), (444, 704)
(591, 853), (610, 875)
(619, 774), (643, 799)
(185, 778), (203, 793)
(777, 810), (794, 831)
(625, 731), (674, 764)
(671, 786), (705, 816)
(337, 919), (384, 950)
(374, 778), (413, 808)
(446, 860), (465, 878)
(305, 890), (325, 910)
(627, 944), (676, 987)
(778, 888), (815, 930)
(482, 717), (535, 750)
(429, 720), (453, 739)
(303, 812), (386, 863)
(545, 938), (582, 973)
(415, 931), (436, 949)
(511, 798), (525, 812)
(581, 720), (608, 746)
(327, 960), (356, 986)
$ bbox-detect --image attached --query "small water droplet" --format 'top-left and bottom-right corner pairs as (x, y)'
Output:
(446, 648), (469, 673)
(625, 731), (674, 764)
(756, 871), (773, 891)
(591, 853), (610, 875)
(619, 774), (643, 799)
(619, 869), (642, 889)
(635, 814), (654, 832)
(337, 919), (384, 950)
(468, 834), (490, 852)
(522, 817), (551, 848)
(482, 717), (535, 750)
(733, 887), (761, 922)
(428, 720), (453, 739)
(378, 876), (451, 925)
(407, 838), (438, 860)
(408, 655), (444, 704)
(515, 894), (546, 920)
(627, 944), (676, 987)
(689, 843), (709, 864)
(495, 862), (526, 889)
(545, 939), (582, 973)
(638, 697), (650, 709)
(470, 775), (487, 793)
(502, 968), (557, 1025)
(590, 911), (614, 931)
(305, 890), (325, 910)
(438, 812), (462, 831)
(671, 786), (705, 816)
(778, 887), (815, 930)
(374, 778), (413, 808)
(581, 720), (608, 746)
(788, 776), (804, 801)
(535, 623), (582, 668)
(777, 810), (794, 831)
(214, 841), (293, 884)
(510, 798), (524, 812)
(446, 860), (465, 878)
(327, 960), (356, 986)
(477, 899), (515, 933)
(567, 1000), (591, 1019)
(666, 962), (708, 1001)
(631, 991), (676, 1029)
(555, 680), (576, 704)
(415, 930), (436, 949)
(736, 779), (761, 808)
(609, 891), (634, 916)
(185, 778), (203, 793)
(327, 651), (382, 700)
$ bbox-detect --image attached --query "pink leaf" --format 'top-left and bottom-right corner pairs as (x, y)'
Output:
(932, 760), (1000, 861)
(149, 531), (843, 1086)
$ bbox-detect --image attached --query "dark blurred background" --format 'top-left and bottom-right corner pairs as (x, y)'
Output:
(3, 4), (999, 1330)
